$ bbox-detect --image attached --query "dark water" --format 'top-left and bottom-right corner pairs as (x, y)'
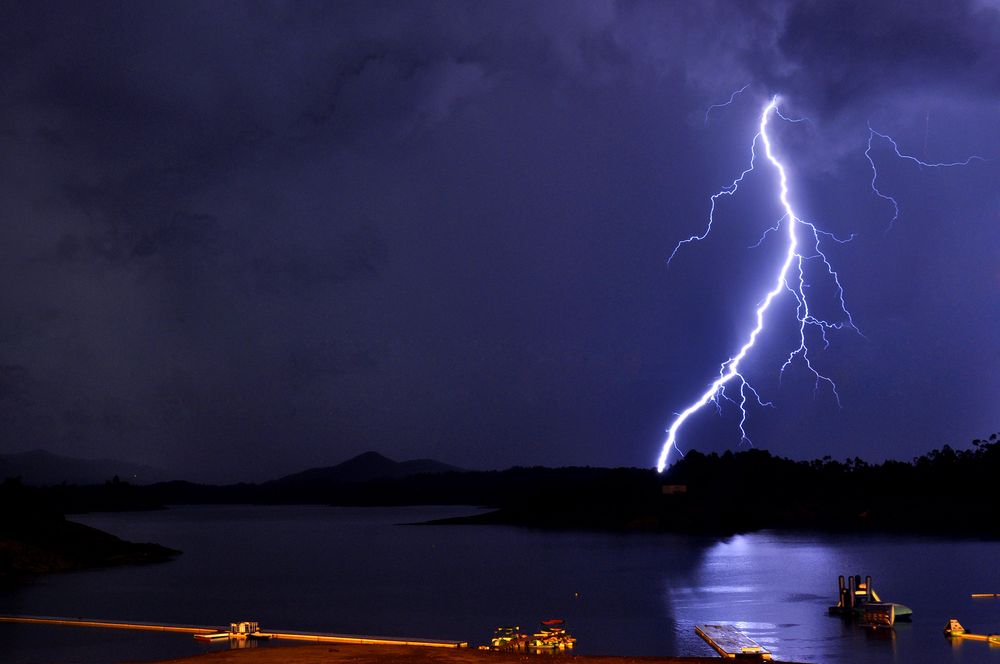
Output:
(3, 505), (1000, 663)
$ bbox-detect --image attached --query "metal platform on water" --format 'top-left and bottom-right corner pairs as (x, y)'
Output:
(695, 624), (771, 660)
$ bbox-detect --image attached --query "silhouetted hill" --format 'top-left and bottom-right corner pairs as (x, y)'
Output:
(265, 451), (462, 488)
(0, 478), (178, 580)
(0, 449), (172, 486)
(20, 435), (1000, 537)
(646, 434), (1000, 535)
(431, 434), (1000, 535)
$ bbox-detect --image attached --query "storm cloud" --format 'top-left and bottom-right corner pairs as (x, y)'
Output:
(1, 1), (997, 481)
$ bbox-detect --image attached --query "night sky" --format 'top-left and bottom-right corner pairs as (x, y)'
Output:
(1, 1), (997, 483)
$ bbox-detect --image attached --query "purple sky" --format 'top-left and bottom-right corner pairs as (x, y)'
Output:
(1, 1), (998, 482)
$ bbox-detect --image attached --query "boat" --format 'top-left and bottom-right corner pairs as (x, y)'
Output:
(528, 619), (576, 650)
(489, 626), (527, 650)
(829, 575), (912, 622)
(193, 621), (271, 643)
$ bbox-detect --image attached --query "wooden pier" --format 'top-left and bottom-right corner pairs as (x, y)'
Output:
(0, 614), (467, 648)
(695, 624), (771, 660)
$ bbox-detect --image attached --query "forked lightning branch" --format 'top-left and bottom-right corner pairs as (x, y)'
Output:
(655, 95), (979, 472)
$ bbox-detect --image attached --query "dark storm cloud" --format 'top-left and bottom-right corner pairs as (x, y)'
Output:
(769, 0), (1000, 114)
(0, 1), (996, 480)
(294, 54), (493, 145)
(0, 364), (31, 405)
(250, 221), (387, 291)
(51, 210), (221, 266)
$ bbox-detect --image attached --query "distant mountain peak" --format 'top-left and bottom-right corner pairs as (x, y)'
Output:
(267, 451), (461, 486)
(350, 450), (395, 463)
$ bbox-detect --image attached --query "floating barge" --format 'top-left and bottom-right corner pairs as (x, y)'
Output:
(829, 574), (912, 623)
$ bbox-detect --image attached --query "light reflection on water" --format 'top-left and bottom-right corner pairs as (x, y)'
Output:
(2, 506), (1000, 664)
(666, 533), (843, 662)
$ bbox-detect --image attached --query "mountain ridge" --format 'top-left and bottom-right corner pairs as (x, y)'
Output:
(0, 449), (172, 486)
(265, 451), (462, 487)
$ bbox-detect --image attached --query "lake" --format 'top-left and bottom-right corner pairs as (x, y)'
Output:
(3, 505), (1000, 663)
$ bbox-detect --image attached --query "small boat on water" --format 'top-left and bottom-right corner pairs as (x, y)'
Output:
(490, 626), (527, 650)
(488, 618), (576, 651)
(829, 575), (912, 623)
(529, 619), (576, 650)
(193, 621), (271, 643)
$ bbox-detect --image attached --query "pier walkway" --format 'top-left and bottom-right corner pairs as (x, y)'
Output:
(0, 614), (468, 648)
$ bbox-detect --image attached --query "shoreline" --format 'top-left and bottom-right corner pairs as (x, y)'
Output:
(148, 643), (797, 664)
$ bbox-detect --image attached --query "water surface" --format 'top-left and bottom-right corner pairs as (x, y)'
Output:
(3, 505), (1000, 663)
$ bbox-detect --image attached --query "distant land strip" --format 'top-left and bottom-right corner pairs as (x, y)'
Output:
(4, 435), (1000, 538)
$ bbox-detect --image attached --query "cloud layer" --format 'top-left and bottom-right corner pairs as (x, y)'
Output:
(1, 1), (997, 480)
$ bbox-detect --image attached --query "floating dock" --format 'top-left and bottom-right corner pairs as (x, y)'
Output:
(944, 618), (1000, 645)
(695, 624), (771, 660)
(253, 629), (467, 647)
(0, 614), (467, 648)
(0, 615), (216, 635)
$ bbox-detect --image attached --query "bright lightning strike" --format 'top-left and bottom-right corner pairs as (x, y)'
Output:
(657, 96), (857, 473)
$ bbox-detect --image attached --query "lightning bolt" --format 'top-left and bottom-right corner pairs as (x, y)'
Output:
(865, 124), (985, 229)
(704, 83), (751, 126)
(657, 96), (856, 473)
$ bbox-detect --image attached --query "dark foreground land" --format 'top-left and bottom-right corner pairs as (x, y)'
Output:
(151, 644), (804, 664)
(0, 478), (178, 579)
